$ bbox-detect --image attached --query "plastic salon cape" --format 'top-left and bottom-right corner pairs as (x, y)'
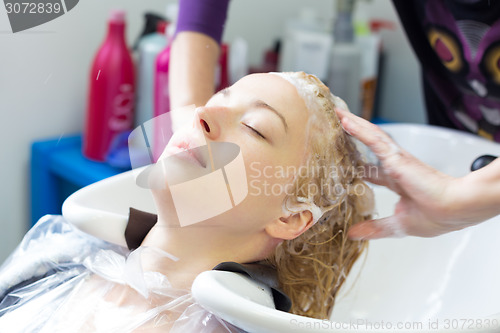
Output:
(0, 215), (241, 332)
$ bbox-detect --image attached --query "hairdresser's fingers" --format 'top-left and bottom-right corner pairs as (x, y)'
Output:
(360, 164), (405, 195)
(336, 110), (408, 194)
(338, 110), (452, 195)
(336, 109), (400, 160)
(336, 109), (455, 210)
(348, 216), (452, 240)
(347, 216), (406, 240)
(337, 109), (422, 189)
(349, 189), (462, 240)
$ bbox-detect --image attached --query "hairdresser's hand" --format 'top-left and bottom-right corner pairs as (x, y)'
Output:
(336, 109), (500, 239)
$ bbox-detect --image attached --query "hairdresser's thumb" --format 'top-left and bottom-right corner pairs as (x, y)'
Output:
(348, 216), (406, 240)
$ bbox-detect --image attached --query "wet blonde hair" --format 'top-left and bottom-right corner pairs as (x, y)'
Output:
(267, 72), (374, 319)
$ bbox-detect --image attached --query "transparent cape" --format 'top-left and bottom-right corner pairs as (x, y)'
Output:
(0, 109), (243, 332)
(0, 216), (240, 332)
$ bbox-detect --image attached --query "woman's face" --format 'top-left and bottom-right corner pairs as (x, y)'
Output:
(161, 73), (310, 233)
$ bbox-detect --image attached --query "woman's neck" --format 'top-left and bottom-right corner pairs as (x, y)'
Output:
(140, 214), (272, 290)
(138, 187), (278, 289)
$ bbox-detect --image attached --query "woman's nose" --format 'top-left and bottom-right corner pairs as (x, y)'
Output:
(195, 106), (222, 140)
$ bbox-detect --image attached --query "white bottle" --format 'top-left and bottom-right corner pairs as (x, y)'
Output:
(328, 0), (362, 116)
(279, 8), (332, 81)
(135, 19), (168, 127)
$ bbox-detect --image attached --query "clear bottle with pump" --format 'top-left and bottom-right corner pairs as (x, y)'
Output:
(135, 21), (168, 128)
(328, 0), (362, 116)
(132, 12), (166, 51)
(83, 10), (135, 161)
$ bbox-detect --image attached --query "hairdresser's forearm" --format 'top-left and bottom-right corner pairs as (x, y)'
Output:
(448, 158), (500, 225)
(169, 31), (219, 110)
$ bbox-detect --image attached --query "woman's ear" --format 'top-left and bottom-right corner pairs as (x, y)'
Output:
(265, 210), (314, 240)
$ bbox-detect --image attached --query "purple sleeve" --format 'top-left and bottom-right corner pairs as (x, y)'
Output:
(175, 0), (230, 44)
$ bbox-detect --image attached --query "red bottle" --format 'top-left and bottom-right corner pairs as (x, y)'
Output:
(83, 10), (135, 161)
(217, 44), (230, 91)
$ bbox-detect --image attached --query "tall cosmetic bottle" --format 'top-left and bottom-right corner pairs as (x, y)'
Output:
(83, 10), (135, 161)
(135, 21), (168, 128)
(328, 0), (362, 116)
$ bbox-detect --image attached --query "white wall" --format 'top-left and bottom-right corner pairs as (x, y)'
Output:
(0, 0), (424, 263)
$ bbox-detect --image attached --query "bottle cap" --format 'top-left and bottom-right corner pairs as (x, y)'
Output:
(370, 20), (395, 33)
(157, 21), (168, 34)
(109, 9), (126, 23)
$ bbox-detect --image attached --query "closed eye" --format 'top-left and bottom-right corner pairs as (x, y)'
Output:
(243, 123), (266, 140)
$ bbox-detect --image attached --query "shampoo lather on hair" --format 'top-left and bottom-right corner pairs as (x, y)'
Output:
(83, 10), (135, 161)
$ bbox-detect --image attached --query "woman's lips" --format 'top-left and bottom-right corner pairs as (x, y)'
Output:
(163, 127), (209, 168)
(164, 144), (207, 168)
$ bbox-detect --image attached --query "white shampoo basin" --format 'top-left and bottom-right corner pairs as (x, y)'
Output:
(194, 124), (500, 333)
(63, 124), (500, 332)
(331, 124), (500, 332)
(62, 167), (156, 247)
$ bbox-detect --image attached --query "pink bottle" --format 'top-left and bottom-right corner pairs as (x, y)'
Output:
(151, 41), (229, 162)
(153, 41), (172, 161)
(83, 10), (135, 161)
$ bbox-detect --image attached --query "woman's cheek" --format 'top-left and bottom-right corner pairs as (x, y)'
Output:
(246, 161), (294, 204)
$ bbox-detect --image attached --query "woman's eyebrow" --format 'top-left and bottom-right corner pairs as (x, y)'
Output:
(253, 100), (288, 132)
(218, 88), (288, 132)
